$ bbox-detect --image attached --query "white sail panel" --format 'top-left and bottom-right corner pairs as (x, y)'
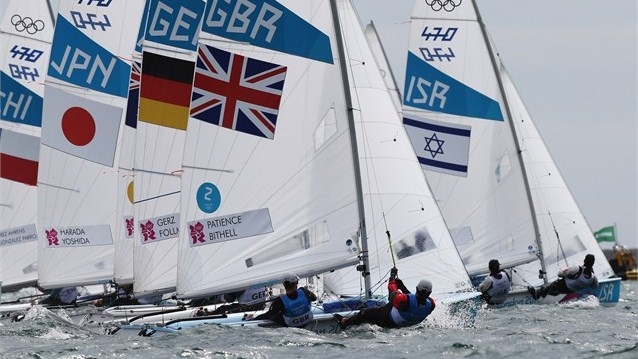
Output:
(403, 0), (538, 276)
(113, 59), (139, 284)
(500, 67), (615, 285)
(132, 0), (204, 296)
(37, 0), (145, 289)
(176, 0), (361, 299)
(114, 0), (147, 284)
(322, 0), (472, 299)
(0, 0), (54, 291)
(364, 21), (402, 113)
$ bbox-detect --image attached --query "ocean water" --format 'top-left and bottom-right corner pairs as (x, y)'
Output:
(1, 281), (636, 359)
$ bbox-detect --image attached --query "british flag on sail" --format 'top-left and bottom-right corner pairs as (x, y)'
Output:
(190, 43), (287, 139)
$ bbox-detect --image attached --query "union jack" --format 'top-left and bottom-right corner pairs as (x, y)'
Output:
(190, 44), (287, 139)
(125, 60), (141, 129)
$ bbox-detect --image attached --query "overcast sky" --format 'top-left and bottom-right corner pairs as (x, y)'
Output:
(2, 0), (635, 248)
(353, 0), (637, 248)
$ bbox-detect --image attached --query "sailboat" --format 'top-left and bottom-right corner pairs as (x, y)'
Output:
(37, 0), (145, 301)
(106, 0), (360, 333)
(321, 0), (478, 312)
(400, 0), (620, 306)
(0, 0), (54, 312)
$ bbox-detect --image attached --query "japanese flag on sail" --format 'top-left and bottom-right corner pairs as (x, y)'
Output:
(403, 115), (471, 177)
(41, 85), (122, 167)
(0, 129), (39, 186)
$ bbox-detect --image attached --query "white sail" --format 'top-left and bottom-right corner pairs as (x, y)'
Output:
(132, 0), (203, 296)
(37, 0), (145, 289)
(175, 0), (362, 299)
(363, 21), (403, 114)
(403, 0), (538, 277)
(113, 1), (150, 286)
(402, 0), (614, 286)
(0, 0), (54, 292)
(321, 0), (473, 301)
(499, 66), (615, 285)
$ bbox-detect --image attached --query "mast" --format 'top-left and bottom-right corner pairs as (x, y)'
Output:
(46, 0), (56, 26)
(330, 0), (373, 299)
(471, 0), (548, 284)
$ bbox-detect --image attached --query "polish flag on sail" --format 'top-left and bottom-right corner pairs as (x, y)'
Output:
(0, 129), (39, 186)
(41, 85), (122, 167)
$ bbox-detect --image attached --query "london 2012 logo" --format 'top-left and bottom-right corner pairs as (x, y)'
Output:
(425, 0), (462, 12)
(11, 14), (45, 34)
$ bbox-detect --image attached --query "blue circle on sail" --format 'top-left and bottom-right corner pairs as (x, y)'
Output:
(196, 182), (221, 213)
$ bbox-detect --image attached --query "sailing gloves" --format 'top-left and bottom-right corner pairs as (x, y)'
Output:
(390, 267), (398, 280)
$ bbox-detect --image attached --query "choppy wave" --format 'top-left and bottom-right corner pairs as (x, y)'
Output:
(1, 281), (637, 358)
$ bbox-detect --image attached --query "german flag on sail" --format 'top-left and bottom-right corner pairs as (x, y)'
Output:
(139, 51), (195, 130)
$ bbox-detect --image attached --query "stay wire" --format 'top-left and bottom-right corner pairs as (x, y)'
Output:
(549, 211), (569, 267)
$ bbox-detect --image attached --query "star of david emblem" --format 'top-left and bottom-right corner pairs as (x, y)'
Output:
(424, 133), (444, 158)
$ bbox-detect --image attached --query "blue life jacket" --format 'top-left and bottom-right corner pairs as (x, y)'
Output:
(281, 289), (313, 327)
(389, 293), (434, 327)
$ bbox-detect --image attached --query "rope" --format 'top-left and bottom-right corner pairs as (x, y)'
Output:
(382, 212), (397, 268)
(511, 268), (534, 287)
(549, 211), (569, 267)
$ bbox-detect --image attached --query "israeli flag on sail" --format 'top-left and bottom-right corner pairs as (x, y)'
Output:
(403, 115), (471, 177)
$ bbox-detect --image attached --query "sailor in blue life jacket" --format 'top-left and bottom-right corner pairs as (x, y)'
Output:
(478, 259), (511, 305)
(252, 273), (317, 327)
(528, 254), (599, 299)
(334, 267), (435, 329)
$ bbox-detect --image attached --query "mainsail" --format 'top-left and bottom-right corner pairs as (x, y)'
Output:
(37, 0), (145, 289)
(132, 0), (202, 297)
(0, 0), (54, 292)
(113, 0), (150, 286)
(499, 66), (615, 285)
(402, 0), (538, 277)
(402, 0), (614, 286)
(175, 0), (361, 299)
(322, 0), (473, 301)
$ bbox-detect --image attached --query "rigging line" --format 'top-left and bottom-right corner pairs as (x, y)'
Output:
(548, 211), (569, 268)
(511, 267), (533, 287)
(382, 212), (397, 268)
(134, 190), (180, 204)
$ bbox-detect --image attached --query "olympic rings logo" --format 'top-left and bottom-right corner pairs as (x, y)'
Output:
(425, 0), (462, 12)
(11, 14), (45, 34)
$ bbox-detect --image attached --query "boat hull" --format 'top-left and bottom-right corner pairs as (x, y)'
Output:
(487, 277), (621, 308)
(113, 292), (482, 335)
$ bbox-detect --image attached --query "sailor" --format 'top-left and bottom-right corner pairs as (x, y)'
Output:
(478, 259), (511, 305)
(528, 254), (598, 299)
(38, 286), (78, 306)
(334, 267), (435, 329)
(251, 273), (317, 328)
